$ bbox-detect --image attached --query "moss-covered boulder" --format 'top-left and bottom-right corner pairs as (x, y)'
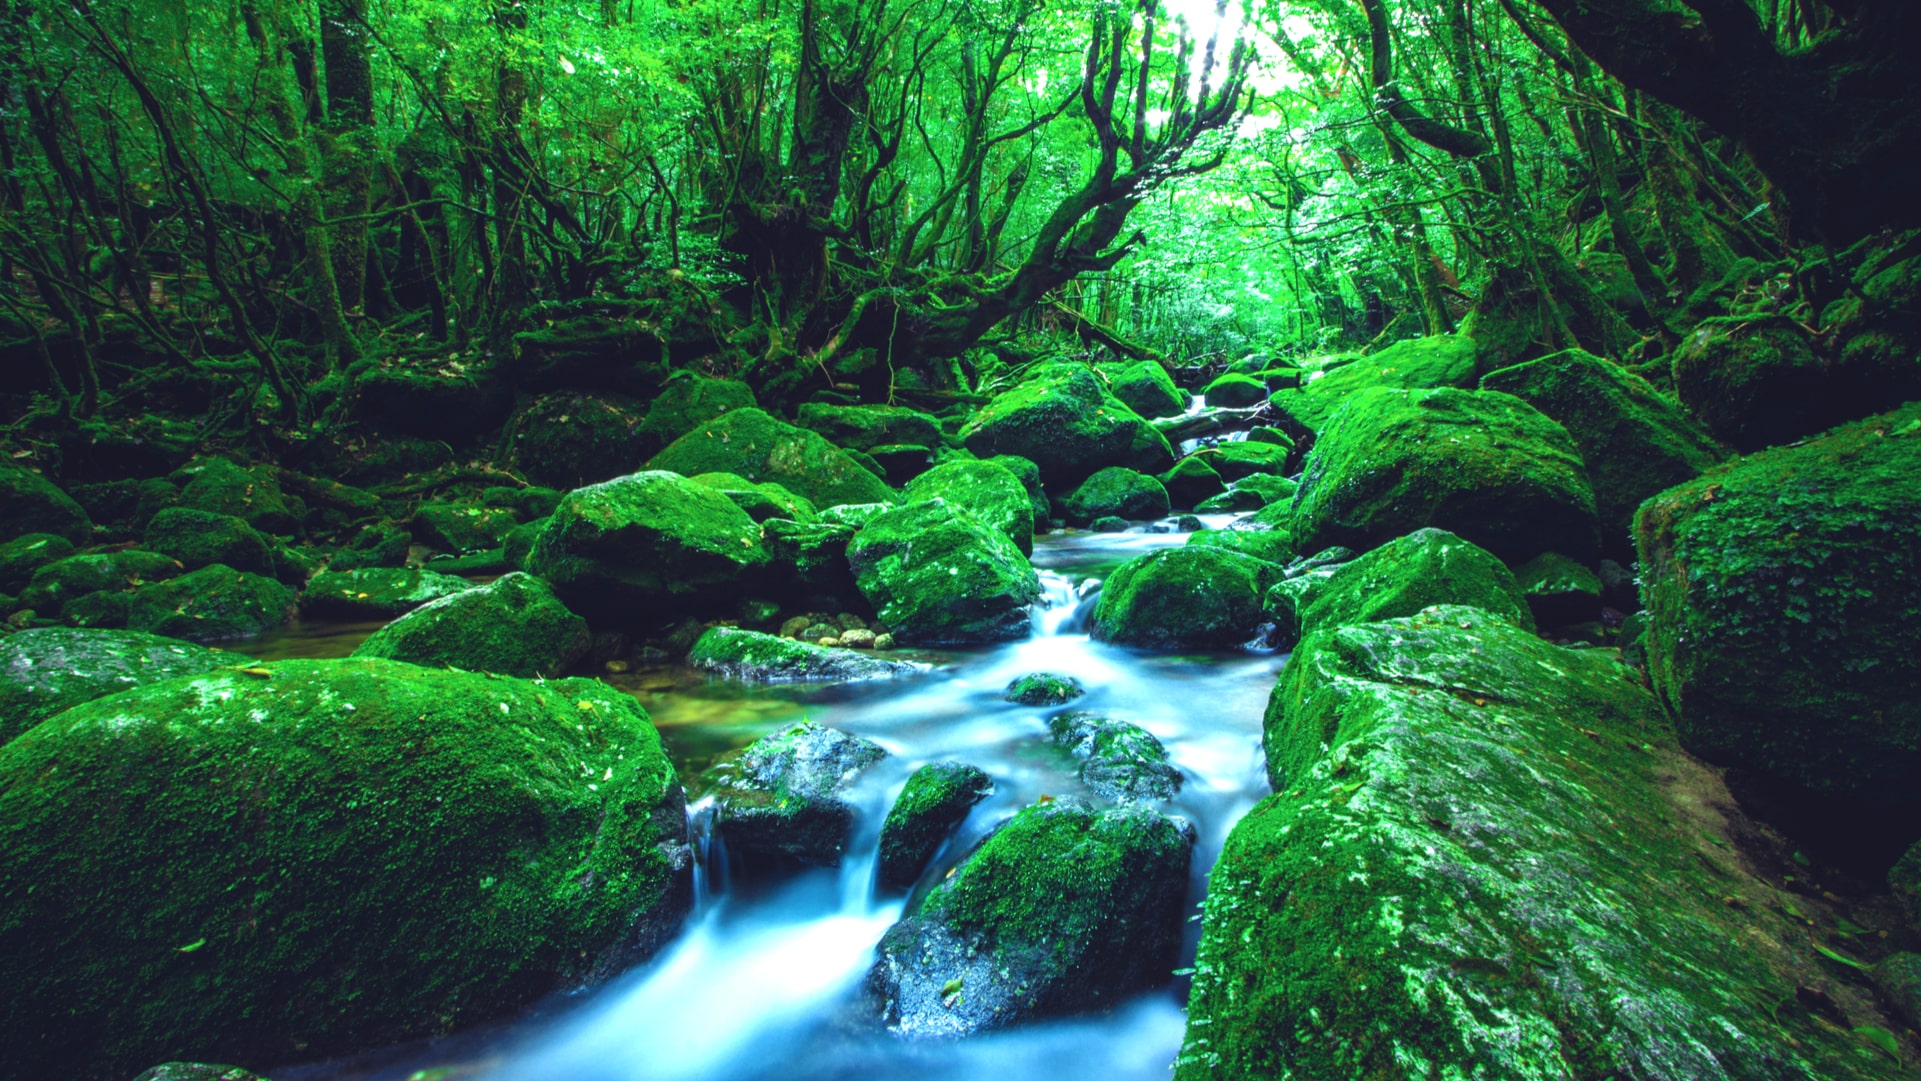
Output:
(633, 371), (756, 457)
(796, 402), (943, 451)
(0, 628), (250, 746)
(1103, 360), (1185, 419)
(1267, 334), (1481, 437)
(1635, 404), (1921, 807)
(877, 761), (994, 891)
(648, 408), (896, 509)
(0, 659), (688, 1081)
(144, 507), (275, 576)
(1185, 522), (1296, 565)
(1201, 373), (1268, 408)
(847, 499), (1040, 645)
(1091, 547), (1283, 650)
(865, 800), (1193, 1037)
(686, 626), (920, 683)
(412, 502), (519, 555)
(1482, 348), (1726, 552)
(525, 471), (771, 624)
(172, 458), (296, 535)
(1512, 551), (1603, 627)
(0, 464), (92, 546)
(761, 519), (860, 602)
(507, 391), (651, 489)
(19, 550), (181, 619)
(1183, 607), (1896, 1080)
(0, 533), (75, 594)
(327, 523), (411, 572)
(959, 364), (1171, 486)
(1268, 528), (1533, 647)
(1292, 386), (1599, 563)
(124, 565), (296, 643)
(700, 720), (887, 867)
(350, 573), (589, 678)
(1672, 315), (1833, 452)
(1005, 672), (1084, 706)
(1192, 440), (1290, 481)
(987, 454), (1051, 525)
(1060, 467), (1170, 525)
(903, 459), (1035, 554)
(297, 567), (474, 620)
(1159, 456), (1225, 511)
(1048, 711), (1182, 804)
(688, 473), (818, 524)
(353, 356), (514, 442)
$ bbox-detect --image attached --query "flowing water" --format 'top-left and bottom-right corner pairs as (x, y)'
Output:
(275, 521), (1282, 1081)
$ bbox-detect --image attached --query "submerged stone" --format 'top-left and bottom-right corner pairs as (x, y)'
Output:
(1267, 527), (1533, 647)
(865, 800), (1193, 1037)
(847, 499), (1040, 645)
(1179, 606), (1891, 1080)
(648, 408), (897, 510)
(877, 761), (994, 891)
(1048, 711), (1182, 803)
(686, 626), (920, 683)
(0, 627), (250, 746)
(701, 720), (887, 867)
(1091, 547), (1282, 650)
(1005, 672), (1084, 705)
(0, 660), (689, 1081)
(351, 572), (590, 678)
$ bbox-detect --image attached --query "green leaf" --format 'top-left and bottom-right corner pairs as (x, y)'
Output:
(1812, 942), (1869, 971)
(1853, 1025), (1901, 1064)
(175, 937), (207, 953)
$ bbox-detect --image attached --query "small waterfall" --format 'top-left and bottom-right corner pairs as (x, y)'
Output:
(1030, 570), (1094, 637)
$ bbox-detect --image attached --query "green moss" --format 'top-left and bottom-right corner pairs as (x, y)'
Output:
(0, 659), (686, 1081)
(1482, 349), (1724, 553)
(986, 454), (1051, 524)
(1671, 315), (1830, 453)
(960, 363), (1167, 486)
(1291, 386), (1599, 563)
(1268, 528), (1533, 647)
(1635, 403), (1921, 805)
(0, 628), (251, 746)
(1049, 711), (1181, 803)
(21, 550), (182, 618)
(173, 458), (297, 535)
(877, 761), (994, 891)
(1194, 488), (1265, 513)
(1201, 373), (1268, 408)
(298, 568), (474, 620)
(1005, 672), (1084, 705)
(145, 507), (274, 576)
(1191, 441), (1290, 481)
(686, 626), (916, 682)
(1159, 457), (1226, 511)
(1180, 606), (1883, 1080)
(1091, 547), (1283, 649)
(648, 408), (897, 509)
(1060, 467), (1170, 525)
(689, 472), (819, 523)
(1512, 551), (1603, 627)
(125, 564), (297, 643)
(0, 465), (92, 547)
(1268, 334), (1481, 437)
(1231, 473), (1297, 504)
(847, 499), (1040, 645)
(796, 403), (943, 451)
(1102, 360), (1185, 419)
(412, 502), (519, 554)
(507, 392), (650, 489)
(634, 372), (757, 457)
(904, 459), (1035, 554)
(1186, 527), (1295, 565)
(327, 523), (411, 572)
(352, 572), (587, 678)
(0, 534), (75, 594)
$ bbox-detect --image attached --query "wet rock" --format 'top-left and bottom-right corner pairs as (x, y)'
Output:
(686, 626), (919, 682)
(1636, 402), (1921, 808)
(1048, 711), (1181, 803)
(1005, 672), (1084, 705)
(1266, 528), (1533, 647)
(847, 499), (1040, 645)
(1193, 440), (1289, 481)
(837, 628), (877, 648)
(1672, 315), (1831, 452)
(1512, 551), (1602, 628)
(18, 550), (180, 619)
(634, 371), (757, 457)
(865, 799), (1193, 1037)
(689, 472), (818, 523)
(1875, 953), (1921, 1027)
(959, 363), (1171, 487)
(526, 471), (770, 625)
(904, 459), (1035, 555)
(1481, 348), (1725, 553)
(144, 507), (275, 576)
(125, 564), (296, 643)
(1201, 373), (1268, 408)
(702, 720), (887, 867)
(0, 533), (75, 594)
(0, 660), (688, 1081)
(1291, 386), (1599, 563)
(796, 402), (943, 451)
(507, 391), (651, 489)
(352, 572), (590, 678)
(1060, 467), (1170, 525)
(986, 454), (1051, 527)
(877, 761), (994, 891)
(0, 627), (250, 746)
(1103, 359), (1185, 419)
(649, 408), (897, 510)
(297, 567), (474, 620)
(1091, 547), (1283, 649)
(760, 519), (859, 602)
(0, 464), (92, 547)
(1178, 606), (1888, 1080)
(1158, 456), (1225, 511)
(412, 502), (519, 554)
(1266, 333), (1480, 437)
(327, 523), (411, 572)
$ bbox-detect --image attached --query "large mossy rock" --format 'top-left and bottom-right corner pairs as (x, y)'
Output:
(1672, 315), (1832, 452)
(1482, 348), (1725, 552)
(1178, 606), (1892, 1080)
(0, 464), (92, 546)
(700, 720), (887, 867)
(0, 628), (250, 746)
(1059, 466), (1170, 525)
(1267, 334), (1480, 437)
(353, 357), (514, 442)
(351, 572), (590, 678)
(172, 458), (297, 535)
(902, 459), (1035, 554)
(1159, 456), (1226, 510)
(1201, 373), (1268, 408)
(525, 471), (770, 624)
(847, 499), (1040, 645)
(18, 549), (180, 618)
(143, 507), (275, 576)
(877, 761), (994, 891)
(1291, 386), (1599, 563)
(1635, 404), (1921, 807)
(298, 567), (474, 620)
(1103, 360), (1185, 419)
(866, 800), (1193, 1037)
(1091, 547), (1282, 650)
(959, 363), (1171, 486)
(1268, 527), (1533, 647)
(796, 402), (943, 451)
(688, 472), (818, 524)
(1191, 440), (1291, 482)
(0, 533), (75, 594)
(1047, 711), (1182, 804)
(647, 408), (896, 509)
(506, 391), (652, 489)
(686, 626), (919, 683)
(0, 659), (689, 1081)
(125, 564), (296, 643)
(634, 371), (756, 457)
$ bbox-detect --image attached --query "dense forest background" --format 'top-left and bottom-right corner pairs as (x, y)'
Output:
(2, 0), (1917, 440)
